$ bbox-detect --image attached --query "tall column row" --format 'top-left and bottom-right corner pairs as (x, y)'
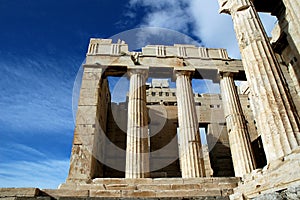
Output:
(218, 0), (300, 163)
(71, 66), (260, 179)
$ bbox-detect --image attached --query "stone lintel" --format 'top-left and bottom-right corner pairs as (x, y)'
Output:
(83, 57), (244, 81)
(83, 63), (107, 69)
(127, 65), (149, 70)
(85, 56), (243, 69)
(174, 66), (195, 72)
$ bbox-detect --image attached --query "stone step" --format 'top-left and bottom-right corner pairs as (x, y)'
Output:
(5, 198), (230, 200)
(43, 188), (233, 198)
(105, 184), (137, 190)
(42, 189), (89, 198)
(136, 183), (237, 190)
(60, 183), (237, 191)
(1, 188), (232, 199)
(60, 178), (239, 192)
(91, 177), (240, 185)
(89, 189), (228, 198)
(57, 177), (239, 199)
(59, 177), (240, 196)
(0, 188), (40, 198)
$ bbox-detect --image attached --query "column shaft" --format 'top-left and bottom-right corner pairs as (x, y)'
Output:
(125, 68), (149, 178)
(219, 0), (300, 162)
(220, 73), (256, 177)
(175, 70), (205, 178)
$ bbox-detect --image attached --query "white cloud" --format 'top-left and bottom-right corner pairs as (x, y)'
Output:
(127, 0), (277, 59)
(144, 10), (191, 31)
(128, 0), (192, 32)
(188, 0), (240, 58)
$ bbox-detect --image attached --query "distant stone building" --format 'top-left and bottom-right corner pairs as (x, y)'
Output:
(2, 0), (300, 199)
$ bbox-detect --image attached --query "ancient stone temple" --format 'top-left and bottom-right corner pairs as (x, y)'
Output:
(1, 0), (299, 199)
(58, 41), (244, 199)
(59, 26), (299, 198)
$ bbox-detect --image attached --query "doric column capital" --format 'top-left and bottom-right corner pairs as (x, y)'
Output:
(218, 0), (252, 15)
(219, 71), (235, 79)
(174, 67), (195, 79)
(127, 66), (149, 79)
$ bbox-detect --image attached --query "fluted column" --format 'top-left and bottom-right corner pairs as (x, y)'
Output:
(125, 67), (150, 178)
(220, 72), (256, 177)
(175, 69), (205, 178)
(218, 0), (300, 162)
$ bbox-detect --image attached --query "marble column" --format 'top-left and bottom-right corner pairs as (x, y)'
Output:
(125, 67), (150, 178)
(218, 0), (300, 162)
(175, 69), (205, 178)
(220, 72), (256, 177)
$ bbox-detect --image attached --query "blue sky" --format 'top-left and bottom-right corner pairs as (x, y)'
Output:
(0, 0), (276, 189)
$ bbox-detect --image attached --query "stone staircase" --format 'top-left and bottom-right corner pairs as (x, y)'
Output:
(58, 177), (239, 199)
(0, 178), (240, 199)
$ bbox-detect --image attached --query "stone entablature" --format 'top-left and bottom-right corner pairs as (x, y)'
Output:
(84, 39), (244, 82)
(87, 38), (229, 60)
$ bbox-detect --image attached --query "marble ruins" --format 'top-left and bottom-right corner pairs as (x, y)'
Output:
(2, 0), (300, 199)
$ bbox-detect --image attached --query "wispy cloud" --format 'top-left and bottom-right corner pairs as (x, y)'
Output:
(0, 143), (47, 160)
(0, 52), (76, 188)
(0, 141), (69, 189)
(0, 159), (69, 189)
(0, 53), (77, 134)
